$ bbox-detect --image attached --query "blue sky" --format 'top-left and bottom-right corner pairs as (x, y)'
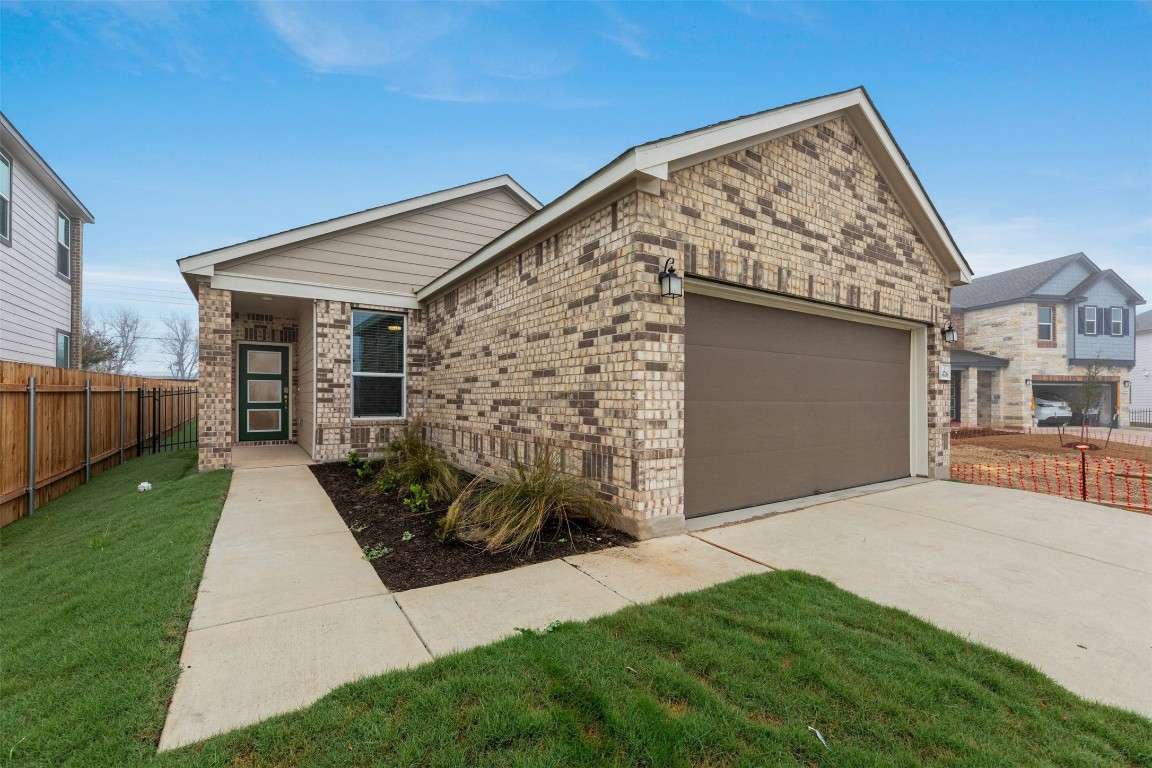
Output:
(2, 1), (1150, 374)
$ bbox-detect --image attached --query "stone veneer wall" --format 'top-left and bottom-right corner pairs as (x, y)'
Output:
(197, 280), (233, 471)
(310, 300), (426, 461)
(423, 116), (955, 534)
(231, 313), (300, 443)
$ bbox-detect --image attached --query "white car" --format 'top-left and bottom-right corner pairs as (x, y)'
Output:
(1034, 394), (1072, 426)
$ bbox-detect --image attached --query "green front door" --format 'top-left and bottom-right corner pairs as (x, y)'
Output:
(239, 344), (290, 441)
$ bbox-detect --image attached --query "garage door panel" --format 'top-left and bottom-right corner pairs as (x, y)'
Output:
(688, 345), (909, 404)
(685, 293), (912, 518)
(686, 401), (907, 458)
(684, 438), (909, 515)
(690, 295), (908, 364)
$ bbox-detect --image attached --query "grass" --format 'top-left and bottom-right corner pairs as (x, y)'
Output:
(3, 456), (1149, 767)
(0, 448), (230, 768)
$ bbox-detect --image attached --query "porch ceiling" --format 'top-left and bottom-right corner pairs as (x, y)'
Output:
(231, 291), (310, 318)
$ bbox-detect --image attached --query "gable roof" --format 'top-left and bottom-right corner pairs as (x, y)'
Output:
(178, 175), (540, 280)
(1135, 309), (1152, 333)
(1064, 269), (1145, 304)
(0, 112), (94, 224)
(952, 252), (1145, 310)
(419, 86), (973, 300)
(949, 349), (1010, 369)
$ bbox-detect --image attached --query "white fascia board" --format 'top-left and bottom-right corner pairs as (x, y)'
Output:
(0, 115), (94, 223)
(418, 156), (652, 300)
(210, 272), (421, 309)
(178, 176), (539, 273)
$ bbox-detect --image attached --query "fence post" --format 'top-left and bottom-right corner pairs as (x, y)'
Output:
(153, 387), (160, 453)
(85, 379), (92, 484)
(119, 384), (125, 464)
(137, 386), (145, 457)
(27, 377), (36, 517)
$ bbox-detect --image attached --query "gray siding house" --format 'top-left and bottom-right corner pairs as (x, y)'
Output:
(0, 112), (93, 368)
(949, 253), (1145, 428)
(1133, 310), (1152, 423)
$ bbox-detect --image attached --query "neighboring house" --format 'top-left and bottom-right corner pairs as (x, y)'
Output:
(0, 112), (93, 368)
(949, 253), (1145, 429)
(1132, 310), (1152, 425)
(179, 87), (972, 537)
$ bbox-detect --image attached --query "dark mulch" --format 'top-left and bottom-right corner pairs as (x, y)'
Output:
(309, 462), (634, 592)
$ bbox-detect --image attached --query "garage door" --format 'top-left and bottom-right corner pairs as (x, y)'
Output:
(685, 293), (911, 518)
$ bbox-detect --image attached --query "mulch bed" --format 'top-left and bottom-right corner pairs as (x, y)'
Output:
(309, 462), (633, 592)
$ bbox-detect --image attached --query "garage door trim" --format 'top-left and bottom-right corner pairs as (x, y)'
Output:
(685, 278), (930, 479)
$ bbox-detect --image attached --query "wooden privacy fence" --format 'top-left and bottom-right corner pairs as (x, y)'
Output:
(0, 361), (198, 527)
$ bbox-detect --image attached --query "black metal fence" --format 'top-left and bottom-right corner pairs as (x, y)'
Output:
(1131, 408), (1152, 429)
(138, 386), (199, 454)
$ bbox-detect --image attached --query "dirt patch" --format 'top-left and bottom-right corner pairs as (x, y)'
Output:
(309, 462), (633, 592)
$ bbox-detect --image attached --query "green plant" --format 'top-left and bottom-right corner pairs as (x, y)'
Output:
(349, 521), (368, 534)
(355, 460), (374, 480)
(362, 543), (392, 561)
(403, 484), (430, 515)
(439, 446), (613, 555)
(347, 449), (362, 468)
(401, 531), (415, 542)
(380, 420), (460, 502)
(376, 469), (398, 494)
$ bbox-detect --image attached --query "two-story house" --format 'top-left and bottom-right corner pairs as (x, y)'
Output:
(0, 112), (93, 368)
(1133, 310), (1152, 425)
(949, 253), (1145, 428)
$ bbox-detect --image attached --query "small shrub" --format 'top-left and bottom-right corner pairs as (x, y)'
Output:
(403, 484), (431, 515)
(401, 531), (415, 542)
(379, 421), (460, 503)
(376, 469), (398, 494)
(439, 447), (613, 555)
(347, 449), (362, 468)
(355, 459), (374, 480)
(362, 543), (392, 561)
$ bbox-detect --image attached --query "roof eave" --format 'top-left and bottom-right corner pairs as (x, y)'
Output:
(0, 112), (94, 224)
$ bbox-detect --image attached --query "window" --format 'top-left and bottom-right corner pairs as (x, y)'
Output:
(1111, 307), (1124, 336)
(0, 151), (10, 243)
(1083, 306), (1097, 336)
(56, 331), (70, 368)
(351, 310), (405, 418)
(1037, 306), (1053, 341)
(56, 212), (71, 278)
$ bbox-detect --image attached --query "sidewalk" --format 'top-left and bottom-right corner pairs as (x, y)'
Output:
(158, 462), (766, 751)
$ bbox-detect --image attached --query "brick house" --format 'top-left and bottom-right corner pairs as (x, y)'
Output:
(948, 253), (1145, 428)
(0, 112), (93, 368)
(179, 88), (972, 537)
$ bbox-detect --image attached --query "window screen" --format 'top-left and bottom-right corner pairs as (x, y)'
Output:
(352, 310), (405, 417)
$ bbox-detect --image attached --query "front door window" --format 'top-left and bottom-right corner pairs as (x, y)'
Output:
(239, 344), (289, 441)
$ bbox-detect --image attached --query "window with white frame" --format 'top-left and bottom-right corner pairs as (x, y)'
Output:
(56, 212), (71, 278)
(1111, 307), (1124, 336)
(56, 331), (70, 368)
(0, 151), (11, 242)
(1037, 306), (1053, 341)
(351, 310), (405, 418)
(1083, 306), (1097, 335)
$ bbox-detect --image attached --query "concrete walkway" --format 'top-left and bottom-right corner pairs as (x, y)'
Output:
(161, 469), (1152, 750)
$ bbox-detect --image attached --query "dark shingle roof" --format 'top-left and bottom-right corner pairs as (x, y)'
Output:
(949, 349), (1010, 369)
(1137, 310), (1152, 333)
(951, 253), (1092, 309)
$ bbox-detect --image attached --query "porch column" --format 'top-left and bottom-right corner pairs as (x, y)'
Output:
(198, 279), (233, 471)
(959, 368), (979, 427)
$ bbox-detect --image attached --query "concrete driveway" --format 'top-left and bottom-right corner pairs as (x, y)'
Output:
(695, 480), (1152, 717)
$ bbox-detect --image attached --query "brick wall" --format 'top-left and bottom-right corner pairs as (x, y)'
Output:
(311, 300), (425, 461)
(68, 217), (83, 368)
(197, 280), (233, 470)
(423, 116), (955, 534)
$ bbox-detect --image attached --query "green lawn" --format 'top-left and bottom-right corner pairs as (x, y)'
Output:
(0, 449), (230, 768)
(2, 453), (1149, 767)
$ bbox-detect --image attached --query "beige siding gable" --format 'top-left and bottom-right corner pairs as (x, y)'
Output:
(220, 189), (531, 294)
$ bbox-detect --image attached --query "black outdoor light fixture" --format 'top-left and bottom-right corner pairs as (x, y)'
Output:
(659, 258), (683, 298)
(940, 321), (958, 344)
(1025, 378), (1032, 387)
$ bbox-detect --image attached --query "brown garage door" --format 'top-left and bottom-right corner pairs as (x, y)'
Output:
(685, 293), (910, 518)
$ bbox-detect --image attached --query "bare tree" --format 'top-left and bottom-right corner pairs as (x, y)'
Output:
(102, 306), (148, 375)
(158, 311), (198, 379)
(81, 311), (118, 371)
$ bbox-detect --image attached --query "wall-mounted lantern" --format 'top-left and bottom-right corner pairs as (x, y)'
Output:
(940, 321), (958, 344)
(1024, 378), (1032, 387)
(658, 258), (683, 299)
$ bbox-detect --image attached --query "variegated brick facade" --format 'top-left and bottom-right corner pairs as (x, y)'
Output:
(423, 117), (952, 535)
(197, 279), (233, 470)
(310, 300), (426, 462)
